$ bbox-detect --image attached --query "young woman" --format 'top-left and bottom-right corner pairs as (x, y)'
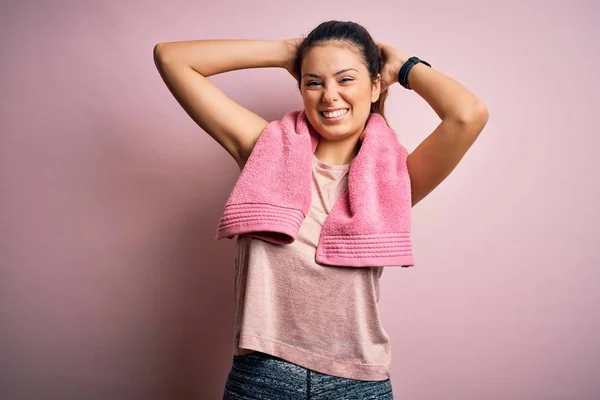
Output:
(154, 20), (488, 400)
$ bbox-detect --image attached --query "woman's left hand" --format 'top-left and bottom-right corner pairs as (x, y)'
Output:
(376, 41), (409, 93)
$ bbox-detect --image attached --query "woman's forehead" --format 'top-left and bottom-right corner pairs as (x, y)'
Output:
(301, 44), (366, 74)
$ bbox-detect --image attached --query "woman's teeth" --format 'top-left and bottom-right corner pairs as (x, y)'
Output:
(321, 109), (348, 118)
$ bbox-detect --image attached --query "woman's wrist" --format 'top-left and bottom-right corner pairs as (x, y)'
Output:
(391, 54), (410, 84)
(281, 38), (303, 79)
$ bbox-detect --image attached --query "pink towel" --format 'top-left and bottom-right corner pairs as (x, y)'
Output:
(215, 110), (414, 268)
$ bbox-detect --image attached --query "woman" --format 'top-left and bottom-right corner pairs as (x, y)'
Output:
(154, 20), (488, 400)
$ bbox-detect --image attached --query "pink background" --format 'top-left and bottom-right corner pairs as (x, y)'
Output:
(1, 0), (599, 399)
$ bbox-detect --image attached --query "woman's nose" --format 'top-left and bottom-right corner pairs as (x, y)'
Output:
(321, 86), (339, 104)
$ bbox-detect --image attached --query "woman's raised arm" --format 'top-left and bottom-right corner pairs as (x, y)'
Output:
(153, 39), (296, 169)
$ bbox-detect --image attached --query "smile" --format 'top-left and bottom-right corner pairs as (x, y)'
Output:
(320, 109), (349, 119)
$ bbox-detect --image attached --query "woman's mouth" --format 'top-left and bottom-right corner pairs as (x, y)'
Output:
(319, 108), (349, 121)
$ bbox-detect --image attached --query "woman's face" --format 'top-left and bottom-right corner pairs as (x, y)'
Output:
(300, 42), (380, 141)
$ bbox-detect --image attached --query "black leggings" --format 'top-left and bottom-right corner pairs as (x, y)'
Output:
(223, 352), (394, 399)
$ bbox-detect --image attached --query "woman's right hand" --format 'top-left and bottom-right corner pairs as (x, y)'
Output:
(283, 38), (303, 82)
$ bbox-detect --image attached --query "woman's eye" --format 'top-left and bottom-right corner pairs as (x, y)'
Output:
(305, 78), (352, 87)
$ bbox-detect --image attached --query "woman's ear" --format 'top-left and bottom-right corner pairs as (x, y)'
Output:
(371, 74), (382, 102)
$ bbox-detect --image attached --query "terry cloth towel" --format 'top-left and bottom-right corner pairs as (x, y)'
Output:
(215, 110), (414, 268)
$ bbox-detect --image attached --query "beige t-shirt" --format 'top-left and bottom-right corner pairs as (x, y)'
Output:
(232, 154), (391, 381)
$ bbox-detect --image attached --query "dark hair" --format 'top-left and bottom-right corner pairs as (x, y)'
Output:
(295, 20), (388, 120)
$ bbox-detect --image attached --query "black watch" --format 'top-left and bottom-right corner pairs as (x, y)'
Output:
(398, 56), (431, 90)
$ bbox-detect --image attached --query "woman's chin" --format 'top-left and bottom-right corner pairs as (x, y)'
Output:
(316, 123), (352, 139)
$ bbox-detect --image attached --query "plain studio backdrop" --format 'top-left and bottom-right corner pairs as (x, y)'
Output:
(1, 0), (598, 399)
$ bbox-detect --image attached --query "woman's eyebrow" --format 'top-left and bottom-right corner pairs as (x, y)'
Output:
(302, 68), (359, 79)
